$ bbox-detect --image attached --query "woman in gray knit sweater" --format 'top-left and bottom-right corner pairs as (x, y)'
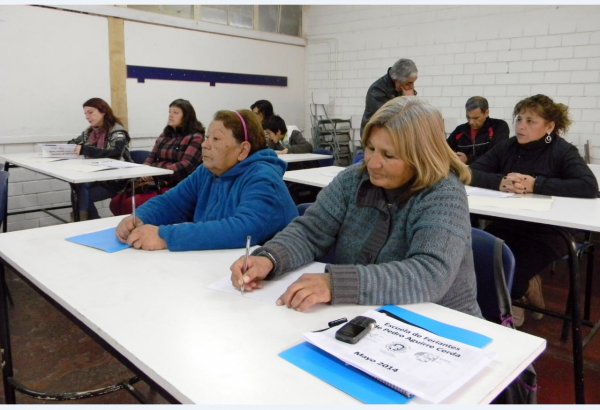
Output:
(231, 97), (481, 317)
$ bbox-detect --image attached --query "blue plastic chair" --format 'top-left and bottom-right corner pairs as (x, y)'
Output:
(0, 170), (8, 232)
(129, 150), (150, 164)
(471, 227), (516, 324)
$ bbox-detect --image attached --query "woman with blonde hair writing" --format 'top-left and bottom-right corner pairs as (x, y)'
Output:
(231, 97), (481, 317)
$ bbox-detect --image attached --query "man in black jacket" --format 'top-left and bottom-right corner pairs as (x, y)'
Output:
(360, 58), (418, 134)
(447, 96), (509, 164)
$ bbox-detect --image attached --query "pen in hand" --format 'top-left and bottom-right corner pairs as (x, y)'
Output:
(131, 180), (137, 227)
(241, 235), (251, 295)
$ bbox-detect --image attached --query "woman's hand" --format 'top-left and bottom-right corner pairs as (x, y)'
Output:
(126, 224), (167, 250)
(455, 152), (468, 164)
(500, 173), (536, 194)
(230, 255), (273, 292)
(276, 273), (332, 312)
(115, 215), (142, 243)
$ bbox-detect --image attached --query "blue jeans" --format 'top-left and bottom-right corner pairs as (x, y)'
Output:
(75, 182), (117, 219)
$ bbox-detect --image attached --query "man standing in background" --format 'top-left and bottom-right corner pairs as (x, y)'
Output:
(360, 58), (418, 134)
(447, 96), (509, 164)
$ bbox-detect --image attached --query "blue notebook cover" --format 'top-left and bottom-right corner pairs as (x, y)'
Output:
(66, 227), (130, 253)
(279, 304), (492, 404)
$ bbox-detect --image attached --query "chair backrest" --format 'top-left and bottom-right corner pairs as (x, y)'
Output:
(313, 148), (335, 167)
(0, 170), (9, 231)
(130, 150), (150, 164)
(471, 227), (515, 324)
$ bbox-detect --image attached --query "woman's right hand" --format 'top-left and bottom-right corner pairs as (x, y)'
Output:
(230, 255), (273, 292)
(115, 215), (143, 243)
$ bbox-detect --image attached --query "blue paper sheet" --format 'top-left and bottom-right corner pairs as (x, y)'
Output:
(66, 227), (130, 253)
(279, 304), (492, 404)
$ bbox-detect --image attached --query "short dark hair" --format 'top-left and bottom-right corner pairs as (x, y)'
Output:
(465, 96), (489, 113)
(263, 115), (287, 135)
(165, 99), (205, 137)
(250, 100), (274, 120)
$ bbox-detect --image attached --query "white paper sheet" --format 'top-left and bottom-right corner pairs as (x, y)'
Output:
(208, 262), (326, 304)
(304, 309), (495, 404)
(53, 158), (143, 172)
(38, 143), (79, 159)
(465, 186), (514, 198)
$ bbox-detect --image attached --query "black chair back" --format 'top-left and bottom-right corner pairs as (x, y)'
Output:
(471, 227), (515, 324)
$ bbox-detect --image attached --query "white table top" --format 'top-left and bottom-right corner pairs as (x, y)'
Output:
(0, 217), (545, 404)
(0, 152), (172, 184)
(468, 192), (600, 233)
(278, 153), (333, 163)
(281, 166), (600, 233)
(283, 166), (344, 188)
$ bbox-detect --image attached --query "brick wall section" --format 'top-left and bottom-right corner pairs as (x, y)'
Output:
(303, 5), (600, 161)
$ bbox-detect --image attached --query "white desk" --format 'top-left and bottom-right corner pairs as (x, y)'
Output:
(468, 189), (600, 404)
(0, 217), (545, 404)
(278, 153), (333, 163)
(278, 168), (599, 403)
(283, 165), (344, 188)
(0, 152), (173, 223)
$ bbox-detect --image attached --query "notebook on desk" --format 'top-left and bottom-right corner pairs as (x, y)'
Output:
(280, 305), (493, 404)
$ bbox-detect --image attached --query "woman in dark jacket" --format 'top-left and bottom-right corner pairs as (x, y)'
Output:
(470, 94), (598, 325)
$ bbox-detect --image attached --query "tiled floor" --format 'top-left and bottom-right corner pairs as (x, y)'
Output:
(0, 251), (599, 404)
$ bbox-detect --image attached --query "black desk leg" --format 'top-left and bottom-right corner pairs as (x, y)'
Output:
(3, 162), (10, 233)
(0, 262), (16, 403)
(558, 228), (585, 404)
(69, 183), (80, 222)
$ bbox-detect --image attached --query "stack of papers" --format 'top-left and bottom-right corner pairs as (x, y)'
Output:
(38, 143), (79, 159)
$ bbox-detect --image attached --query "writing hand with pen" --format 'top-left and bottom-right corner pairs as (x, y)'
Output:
(115, 215), (167, 250)
(499, 172), (536, 195)
(230, 254), (332, 312)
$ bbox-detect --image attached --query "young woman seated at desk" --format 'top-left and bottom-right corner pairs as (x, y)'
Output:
(115, 109), (298, 252)
(69, 97), (132, 220)
(110, 99), (204, 215)
(231, 97), (481, 317)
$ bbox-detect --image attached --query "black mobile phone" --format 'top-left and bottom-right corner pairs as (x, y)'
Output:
(335, 315), (376, 344)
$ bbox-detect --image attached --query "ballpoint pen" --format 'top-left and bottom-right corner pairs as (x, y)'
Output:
(131, 180), (137, 226)
(241, 235), (251, 295)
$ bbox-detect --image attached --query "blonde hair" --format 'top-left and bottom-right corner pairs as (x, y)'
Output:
(362, 96), (471, 192)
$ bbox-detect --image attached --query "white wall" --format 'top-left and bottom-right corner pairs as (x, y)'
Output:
(125, 20), (305, 137)
(0, 5), (305, 231)
(303, 5), (600, 162)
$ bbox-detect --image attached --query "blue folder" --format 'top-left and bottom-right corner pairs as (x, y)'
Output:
(66, 227), (130, 253)
(279, 305), (492, 404)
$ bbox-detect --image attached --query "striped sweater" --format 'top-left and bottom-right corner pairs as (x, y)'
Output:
(257, 164), (481, 317)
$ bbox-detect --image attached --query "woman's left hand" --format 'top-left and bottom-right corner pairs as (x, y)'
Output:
(277, 273), (332, 312)
(126, 224), (167, 250)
